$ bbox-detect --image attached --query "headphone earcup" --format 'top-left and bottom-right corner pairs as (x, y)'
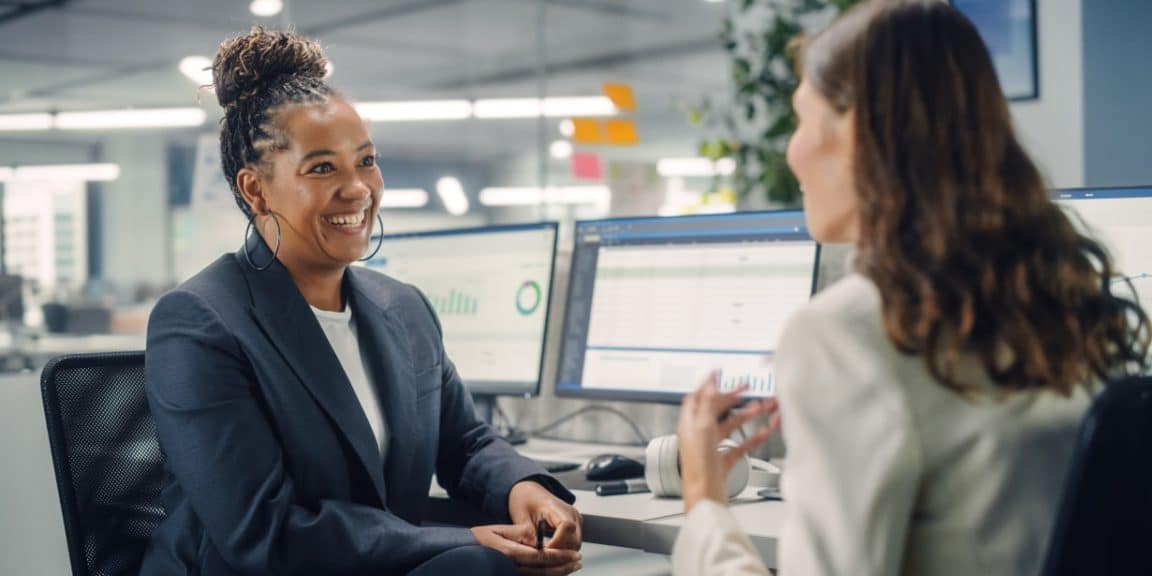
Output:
(644, 436), (751, 499)
(719, 439), (751, 498)
(645, 435), (682, 497)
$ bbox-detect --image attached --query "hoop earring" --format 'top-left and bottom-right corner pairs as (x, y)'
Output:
(243, 212), (282, 271)
(358, 212), (385, 262)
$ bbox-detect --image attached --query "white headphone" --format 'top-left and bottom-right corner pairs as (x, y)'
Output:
(644, 435), (751, 499)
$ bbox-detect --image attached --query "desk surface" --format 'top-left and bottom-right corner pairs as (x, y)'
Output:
(646, 496), (786, 566)
(427, 438), (783, 567)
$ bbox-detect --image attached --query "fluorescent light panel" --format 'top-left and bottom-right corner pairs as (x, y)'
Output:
(473, 96), (617, 119)
(179, 56), (214, 86)
(378, 188), (429, 208)
(2, 95), (611, 132)
(479, 186), (611, 206)
(436, 177), (469, 215)
(0, 113), (53, 131)
(55, 108), (207, 130)
(356, 101), (472, 122)
(0, 163), (120, 182)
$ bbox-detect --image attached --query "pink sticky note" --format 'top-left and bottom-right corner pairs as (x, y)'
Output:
(571, 152), (603, 180)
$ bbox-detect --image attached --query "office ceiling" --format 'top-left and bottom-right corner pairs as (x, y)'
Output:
(0, 0), (731, 162)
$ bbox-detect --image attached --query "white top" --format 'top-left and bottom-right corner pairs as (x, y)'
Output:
(311, 304), (389, 460)
(672, 273), (1090, 576)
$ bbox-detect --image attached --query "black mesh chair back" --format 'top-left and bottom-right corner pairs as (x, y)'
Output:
(1041, 375), (1152, 575)
(41, 352), (166, 576)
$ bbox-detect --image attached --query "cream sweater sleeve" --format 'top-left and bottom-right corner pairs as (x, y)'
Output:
(672, 499), (772, 576)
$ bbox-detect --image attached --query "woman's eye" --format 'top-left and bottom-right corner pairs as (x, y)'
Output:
(361, 155), (378, 167)
(309, 163), (334, 175)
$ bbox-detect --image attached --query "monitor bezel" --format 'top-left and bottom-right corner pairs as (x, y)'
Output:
(372, 221), (560, 397)
(1051, 185), (1152, 201)
(554, 209), (822, 404)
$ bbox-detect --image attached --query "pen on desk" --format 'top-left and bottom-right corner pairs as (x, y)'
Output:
(595, 478), (649, 496)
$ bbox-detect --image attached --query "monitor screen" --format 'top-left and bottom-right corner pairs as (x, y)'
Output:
(364, 222), (558, 396)
(556, 211), (819, 403)
(1054, 186), (1152, 314)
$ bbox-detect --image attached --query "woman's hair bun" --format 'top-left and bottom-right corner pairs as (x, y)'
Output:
(212, 26), (328, 109)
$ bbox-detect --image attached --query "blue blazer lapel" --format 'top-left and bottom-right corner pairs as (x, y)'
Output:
(237, 236), (388, 506)
(345, 269), (420, 517)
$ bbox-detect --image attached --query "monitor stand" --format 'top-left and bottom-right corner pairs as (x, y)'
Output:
(474, 395), (529, 445)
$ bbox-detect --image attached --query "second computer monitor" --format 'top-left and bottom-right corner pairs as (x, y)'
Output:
(1054, 186), (1152, 314)
(365, 222), (558, 396)
(556, 211), (820, 403)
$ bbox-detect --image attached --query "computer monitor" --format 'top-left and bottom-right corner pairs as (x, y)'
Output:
(364, 222), (558, 396)
(1053, 186), (1152, 313)
(556, 211), (820, 403)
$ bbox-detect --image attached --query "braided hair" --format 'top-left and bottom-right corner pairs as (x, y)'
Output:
(212, 27), (336, 219)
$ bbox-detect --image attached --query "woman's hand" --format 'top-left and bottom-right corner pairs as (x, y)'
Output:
(677, 372), (780, 513)
(497, 480), (583, 574)
(470, 523), (582, 575)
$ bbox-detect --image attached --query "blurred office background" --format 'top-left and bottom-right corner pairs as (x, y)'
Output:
(1, 0), (1151, 573)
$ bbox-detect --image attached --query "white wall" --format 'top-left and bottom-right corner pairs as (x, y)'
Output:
(100, 134), (170, 291)
(1009, 0), (1083, 188)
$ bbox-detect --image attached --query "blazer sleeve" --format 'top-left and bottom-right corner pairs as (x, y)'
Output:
(774, 304), (923, 575)
(672, 500), (772, 576)
(415, 291), (575, 520)
(146, 290), (476, 576)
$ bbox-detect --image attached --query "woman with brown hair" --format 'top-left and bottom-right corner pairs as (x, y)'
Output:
(672, 1), (1149, 574)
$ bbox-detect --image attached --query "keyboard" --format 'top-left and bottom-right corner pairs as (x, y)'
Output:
(532, 459), (581, 474)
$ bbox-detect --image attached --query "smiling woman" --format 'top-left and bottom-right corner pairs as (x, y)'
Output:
(138, 27), (583, 576)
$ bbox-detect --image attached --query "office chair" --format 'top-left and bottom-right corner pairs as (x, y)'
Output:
(1041, 375), (1152, 576)
(41, 352), (166, 576)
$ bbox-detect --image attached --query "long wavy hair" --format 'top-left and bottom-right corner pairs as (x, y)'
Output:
(802, 0), (1150, 394)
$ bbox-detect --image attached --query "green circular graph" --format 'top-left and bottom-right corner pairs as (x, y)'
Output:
(516, 280), (542, 315)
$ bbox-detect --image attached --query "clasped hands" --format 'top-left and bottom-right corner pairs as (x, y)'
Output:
(471, 480), (583, 575)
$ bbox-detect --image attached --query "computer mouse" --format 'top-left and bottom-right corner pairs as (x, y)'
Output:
(584, 454), (645, 481)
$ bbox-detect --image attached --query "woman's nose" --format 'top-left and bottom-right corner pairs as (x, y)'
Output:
(339, 173), (373, 199)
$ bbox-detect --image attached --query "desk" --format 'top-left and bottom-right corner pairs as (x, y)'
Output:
(646, 497), (787, 567)
(426, 438), (783, 568)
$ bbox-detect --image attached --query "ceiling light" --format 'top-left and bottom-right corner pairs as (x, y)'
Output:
(249, 0), (283, 17)
(356, 100), (473, 122)
(55, 108), (206, 130)
(542, 97), (616, 117)
(479, 186), (611, 206)
(474, 97), (617, 119)
(436, 177), (469, 215)
(0, 163), (121, 183)
(657, 157), (736, 177)
(324, 62), (334, 79)
(179, 56), (213, 86)
(549, 140), (573, 160)
(558, 119), (575, 137)
(378, 188), (429, 208)
(473, 98), (541, 119)
(0, 113), (53, 131)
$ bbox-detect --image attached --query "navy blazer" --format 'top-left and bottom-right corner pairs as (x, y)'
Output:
(140, 237), (572, 576)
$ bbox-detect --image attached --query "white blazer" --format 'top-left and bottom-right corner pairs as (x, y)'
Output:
(673, 273), (1090, 575)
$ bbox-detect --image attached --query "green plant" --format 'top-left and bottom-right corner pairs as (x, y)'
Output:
(694, 0), (862, 206)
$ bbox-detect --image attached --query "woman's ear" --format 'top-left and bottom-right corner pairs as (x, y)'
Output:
(236, 167), (267, 215)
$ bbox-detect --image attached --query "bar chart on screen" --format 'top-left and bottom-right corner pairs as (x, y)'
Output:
(717, 368), (776, 396)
